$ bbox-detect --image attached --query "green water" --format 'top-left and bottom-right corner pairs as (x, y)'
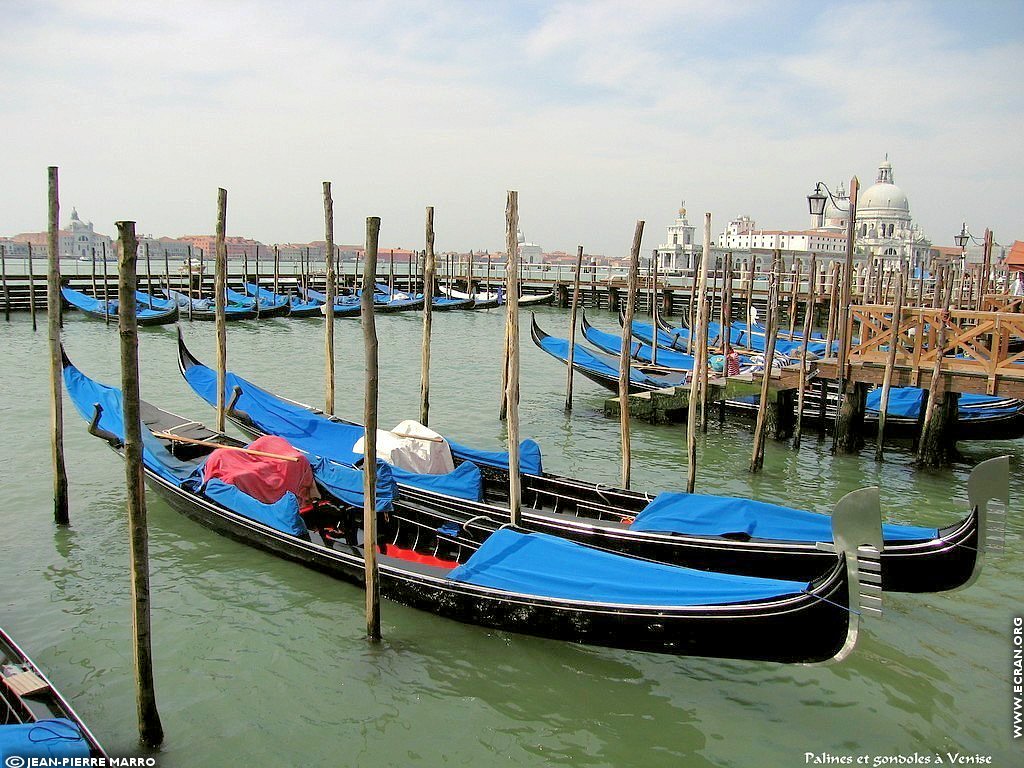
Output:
(1, 306), (1021, 767)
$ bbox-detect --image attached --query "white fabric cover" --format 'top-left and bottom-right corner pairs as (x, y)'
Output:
(353, 420), (456, 474)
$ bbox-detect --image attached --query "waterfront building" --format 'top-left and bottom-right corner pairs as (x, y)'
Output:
(654, 202), (699, 271)
(5, 208), (114, 259)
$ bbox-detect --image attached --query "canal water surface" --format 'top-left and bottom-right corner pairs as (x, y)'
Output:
(1, 306), (1020, 766)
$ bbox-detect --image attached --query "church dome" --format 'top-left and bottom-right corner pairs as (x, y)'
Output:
(858, 158), (909, 213)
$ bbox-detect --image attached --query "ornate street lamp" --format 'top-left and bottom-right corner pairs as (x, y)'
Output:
(806, 178), (860, 452)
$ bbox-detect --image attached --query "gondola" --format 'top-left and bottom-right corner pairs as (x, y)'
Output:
(177, 331), (1007, 592)
(518, 291), (556, 307)
(440, 285), (500, 309)
(581, 310), (769, 372)
(60, 285), (179, 326)
(1, 627), (106, 759)
(775, 379), (1024, 441)
(301, 288), (362, 317)
(531, 315), (690, 393)
(431, 295), (475, 311)
(225, 286), (292, 318)
(245, 283), (324, 318)
(63, 354), (877, 664)
(165, 289), (258, 321)
(662, 309), (838, 358)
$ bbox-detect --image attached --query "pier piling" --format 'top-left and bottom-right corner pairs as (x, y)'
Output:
(323, 182), (336, 415)
(47, 166), (69, 526)
(504, 191), (522, 524)
(618, 223), (644, 489)
(214, 189), (228, 432)
(361, 216), (382, 642)
(564, 245), (584, 411)
(115, 219), (165, 748)
(420, 207), (435, 426)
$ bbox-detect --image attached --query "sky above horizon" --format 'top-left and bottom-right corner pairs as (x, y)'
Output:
(2, 0), (1021, 255)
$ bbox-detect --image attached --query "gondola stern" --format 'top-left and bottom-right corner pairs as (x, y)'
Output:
(820, 486), (884, 665)
(961, 455), (1010, 589)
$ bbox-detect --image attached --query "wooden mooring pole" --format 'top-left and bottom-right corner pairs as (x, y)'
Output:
(750, 253), (781, 472)
(504, 191), (522, 525)
(564, 245), (584, 410)
(28, 242), (37, 332)
(792, 253), (817, 449)
(214, 189), (228, 432)
(420, 207), (435, 426)
(47, 167), (69, 526)
(144, 244), (153, 309)
(1, 243), (9, 321)
(618, 223), (644, 489)
(323, 182), (337, 415)
(115, 220), (165, 748)
(916, 268), (958, 468)
(875, 261), (908, 461)
(686, 214), (711, 493)
(361, 216), (382, 641)
(102, 242), (110, 326)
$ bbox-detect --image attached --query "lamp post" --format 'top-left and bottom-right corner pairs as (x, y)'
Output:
(956, 223), (996, 307)
(807, 178), (860, 451)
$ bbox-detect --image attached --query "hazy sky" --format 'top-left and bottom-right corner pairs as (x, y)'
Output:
(2, 0), (1021, 255)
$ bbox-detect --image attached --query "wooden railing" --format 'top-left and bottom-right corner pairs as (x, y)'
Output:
(846, 304), (1024, 394)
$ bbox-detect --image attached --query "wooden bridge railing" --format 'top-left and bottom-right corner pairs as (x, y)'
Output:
(845, 304), (1024, 394)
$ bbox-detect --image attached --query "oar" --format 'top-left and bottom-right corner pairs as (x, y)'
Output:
(151, 431), (300, 462)
(389, 430), (445, 443)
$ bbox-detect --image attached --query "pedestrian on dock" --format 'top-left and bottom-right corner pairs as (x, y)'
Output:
(727, 349), (741, 376)
(1012, 272), (1024, 296)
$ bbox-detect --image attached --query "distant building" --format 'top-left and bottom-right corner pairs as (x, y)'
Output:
(517, 229), (543, 264)
(654, 202), (698, 271)
(814, 157), (932, 266)
(5, 208), (114, 259)
(713, 157), (934, 269)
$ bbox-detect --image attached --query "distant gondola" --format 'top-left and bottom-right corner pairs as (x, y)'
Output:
(1, 627), (106, 759)
(225, 286), (291, 318)
(245, 283), (324, 318)
(165, 289), (258, 321)
(63, 353), (879, 664)
(177, 331), (1007, 592)
(531, 315), (689, 393)
(60, 285), (178, 326)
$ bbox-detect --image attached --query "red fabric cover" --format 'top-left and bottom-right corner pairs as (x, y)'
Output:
(203, 435), (316, 506)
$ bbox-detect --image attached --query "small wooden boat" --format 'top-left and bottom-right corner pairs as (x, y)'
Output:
(64, 353), (878, 664)
(441, 285), (500, 309)
(1, 627), (106, 759)
(177, 331), (1007, 593)
(60, 285), (178, 326)
(165, 289), (258, 321)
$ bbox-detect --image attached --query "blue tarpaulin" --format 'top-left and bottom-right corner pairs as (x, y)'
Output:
(0, 719), (90, 760)
(630, 492), (937, 542)
(203, 479), (307, 536)
(447, 529), (811, 606)
(182, 360), (497, 499)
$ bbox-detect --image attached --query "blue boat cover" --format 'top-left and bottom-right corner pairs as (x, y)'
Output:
(447, 529), (810, 606)
(0, 718), (90, 760)
(64, 361), (392, 519)
(629, 492), (937, 542)
(445, 439), (543, 477)
(311, 455), (395, 511)
(247, 284), (323, 314)
(203, 478), (307, 536)
(865, 386), (1018, 420)
(62, 286), (175, 320)
(583, 321), (695, 369)
(182, 360), (487, 501)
